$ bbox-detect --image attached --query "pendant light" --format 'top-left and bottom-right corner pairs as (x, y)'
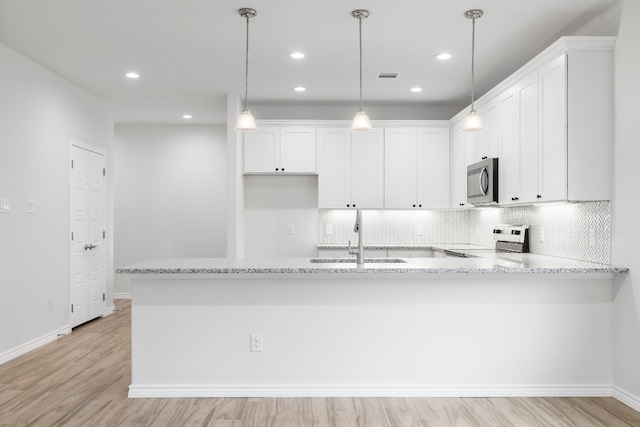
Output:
(236, 8), (258, 131)
(462, 9), (484, 132)
(351, 9), (372, 132)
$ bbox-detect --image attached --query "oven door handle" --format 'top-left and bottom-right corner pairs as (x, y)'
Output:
(479, 167), (489, 196)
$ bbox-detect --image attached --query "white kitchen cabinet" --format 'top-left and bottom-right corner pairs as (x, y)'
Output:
(498, 87), (520, 205)
(517, 70), (541, 204)
(244, 126), (316, 174)
(476, 99), (500, 161)
(450, 126), (472, 209)
(453, 37), (614, 207)
(318, 128), (384, 209)
(538, 54), (568, 202)
(417, 128), (450, 209)
(384, 127), (449, 209)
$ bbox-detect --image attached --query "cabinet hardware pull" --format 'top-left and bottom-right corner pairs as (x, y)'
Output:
(419, 204), (422, 208)
(413, 204), (416, 208)
(460, 203), (465, 206)
(482, 156), (488, 160)
(275, 168), (279, 171)
(511, 197), (519, 201)
(537, 194), (542, 199)
(282, 168), (285, 172)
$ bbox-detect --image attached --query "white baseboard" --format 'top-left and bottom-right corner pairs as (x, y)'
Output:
(114, 293), (131, 300)
(0, 325), (71, 366)
(103, 305), (116, 317)
(613, 386), (640, 412)
(128, 384), (613, 399)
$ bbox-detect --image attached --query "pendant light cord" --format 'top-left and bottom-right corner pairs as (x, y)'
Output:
(470, 16), (476, 112)
(358, 16), (363, 112)
(244, 15), (250, 112)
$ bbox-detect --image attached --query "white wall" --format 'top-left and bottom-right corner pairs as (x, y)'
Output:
(244, 176), (319, 258)
(0, 43), (114, 361)
(611, 0), (640, 410)
(114, 124), (227, 296)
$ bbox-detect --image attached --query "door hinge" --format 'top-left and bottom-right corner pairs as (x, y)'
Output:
(71, 304), (74, 313)
(103, 168), (106, 176)
(103, 230), (106, 239)
(103, 293), (105, 302)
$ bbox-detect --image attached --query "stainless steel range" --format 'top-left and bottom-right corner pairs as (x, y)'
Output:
(492, 224), (530, 253)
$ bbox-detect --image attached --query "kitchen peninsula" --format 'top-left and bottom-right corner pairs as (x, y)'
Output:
(118, 255), (627, 398)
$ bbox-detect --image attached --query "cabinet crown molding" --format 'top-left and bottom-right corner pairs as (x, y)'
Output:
(255, 119), (451, 128)
(450, 36), (617, 125)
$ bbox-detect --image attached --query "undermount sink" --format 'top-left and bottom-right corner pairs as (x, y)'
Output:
(310, 258), (407, 264)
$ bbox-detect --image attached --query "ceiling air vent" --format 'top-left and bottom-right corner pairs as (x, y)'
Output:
(376, 72), (400, 80)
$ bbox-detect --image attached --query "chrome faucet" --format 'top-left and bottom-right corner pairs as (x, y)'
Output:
(348, 209), (364, 267)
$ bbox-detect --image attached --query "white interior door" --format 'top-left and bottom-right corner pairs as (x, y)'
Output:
(70, 144), (106, 328)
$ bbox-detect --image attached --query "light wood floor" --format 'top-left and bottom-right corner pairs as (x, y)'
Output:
(1, 300), (639, 426)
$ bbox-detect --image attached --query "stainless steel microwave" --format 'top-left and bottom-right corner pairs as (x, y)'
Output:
(467, 158), (498, 205)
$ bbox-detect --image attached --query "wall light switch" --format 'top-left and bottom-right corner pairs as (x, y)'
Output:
(287, 224), (295, 235)
(27, 199), (35, 214)
(0, 199), (9, 213)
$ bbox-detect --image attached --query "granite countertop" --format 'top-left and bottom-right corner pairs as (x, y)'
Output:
(116, 252), (628, 276)
(317, 243), (495, 251)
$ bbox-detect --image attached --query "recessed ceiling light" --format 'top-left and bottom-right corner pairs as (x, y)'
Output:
(293, 86), (306, 92)
(434, 53), (452, 61)
(182, 114), (193, 119)
(290, 52), (305, 59)
(411, 87), (423, 93)
(125, 72), (140, 79)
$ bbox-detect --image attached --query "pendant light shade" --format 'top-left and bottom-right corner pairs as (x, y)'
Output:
(236, 8), (258, 131)
(352, 110), (372, 131)
(236, 110), (257, 130)
(462, 9), (484, 132)
(351, 9), (372, 132)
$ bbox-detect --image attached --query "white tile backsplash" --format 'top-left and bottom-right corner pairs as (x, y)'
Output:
(319, 209), (470, 245)
(320, 201), (611, 264)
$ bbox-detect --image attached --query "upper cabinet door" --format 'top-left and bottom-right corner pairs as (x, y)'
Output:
(539, 54), (568, 202)
(450, 126), (469, 209)
(384, 128), (418, 208)
(498, 88), (520, 204)
(477, 100), (499, 161)
(279, 127), (316, 174)
(318, 128), (350, 208)
(243, 127), (279, 173)
(518, 71), (540, 203)
(350, 129), (384, 208)
(417, 128), (450, 209)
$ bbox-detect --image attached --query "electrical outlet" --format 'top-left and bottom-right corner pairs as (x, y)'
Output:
(287, 224), (295, 235)
(27, 199), (35, 214)
(48, 297), (54, 312)
(539, 227), (545, 243)
(325, 223), (333, 235)
(0, 199), (9, 213)
(589, 228), (596, 247)
(250, 333), (264, 352)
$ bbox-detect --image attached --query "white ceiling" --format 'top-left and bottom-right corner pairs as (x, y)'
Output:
(0, 0), (619, 124)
